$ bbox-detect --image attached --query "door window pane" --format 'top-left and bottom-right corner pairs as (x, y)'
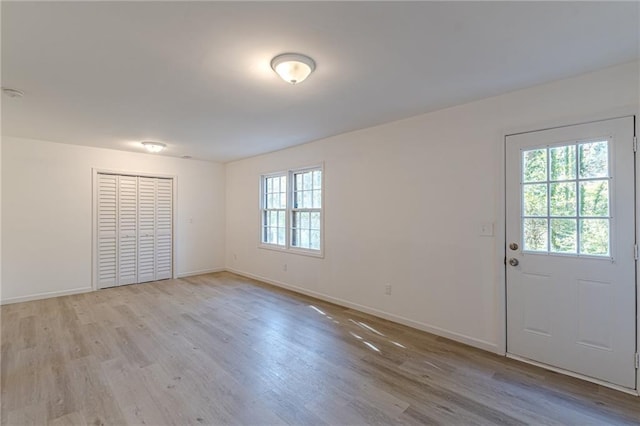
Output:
(580, 219), (610, 256)
(523, 149), (547, 182)
(550, 219), (577, 254)
(550, 182), (576, 216)
(524, 218), (548, 251)
(523, 184), (547, 216)
(579, 141), (608, 179)
(579, 180), (609, 217)
(550, 145), (576, 181)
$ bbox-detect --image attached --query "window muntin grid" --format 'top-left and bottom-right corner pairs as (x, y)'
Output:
(291, 170), (322, 250)
(521, 141), (610, 257)
(262, 174), (287, 246)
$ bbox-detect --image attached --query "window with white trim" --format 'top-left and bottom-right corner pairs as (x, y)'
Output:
(292, 169), (322, 250)
(262, 174), (287, 246)
(261, 166), (323, 254)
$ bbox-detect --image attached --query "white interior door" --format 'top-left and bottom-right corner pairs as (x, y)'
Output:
(506, 116), (636, 390)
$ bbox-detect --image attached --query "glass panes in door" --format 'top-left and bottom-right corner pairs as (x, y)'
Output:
(521, 141), (610, 256)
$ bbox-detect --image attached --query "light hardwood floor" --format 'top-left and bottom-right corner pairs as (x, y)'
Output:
(1, 272), (639, 425)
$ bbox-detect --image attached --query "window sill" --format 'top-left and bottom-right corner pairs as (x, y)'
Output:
(258, 243), (324, 259)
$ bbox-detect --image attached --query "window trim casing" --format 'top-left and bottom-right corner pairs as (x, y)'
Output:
(259, 164), (324, 258)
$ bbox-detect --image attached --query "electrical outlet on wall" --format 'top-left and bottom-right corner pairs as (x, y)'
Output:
(283, 264), (287, 272)
(384, 284), (392, 295)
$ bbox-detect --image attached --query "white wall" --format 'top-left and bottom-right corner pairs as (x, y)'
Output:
(225, 61), (639, 352)
(1, 138), (226, 303)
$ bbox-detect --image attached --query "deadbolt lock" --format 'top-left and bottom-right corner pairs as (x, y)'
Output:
(509, 242), (519, 251)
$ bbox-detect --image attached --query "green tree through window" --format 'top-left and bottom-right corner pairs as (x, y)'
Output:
(522, 141), (610, 256)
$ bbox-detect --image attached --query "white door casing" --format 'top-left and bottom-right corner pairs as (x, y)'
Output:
(506, 116), (636, 390)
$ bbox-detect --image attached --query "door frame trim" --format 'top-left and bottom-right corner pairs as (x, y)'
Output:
(91, 168), (178, 291)
(498, 110), (639, 394)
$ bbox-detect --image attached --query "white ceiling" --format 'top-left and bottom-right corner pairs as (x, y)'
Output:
(2, 1), (638, 162)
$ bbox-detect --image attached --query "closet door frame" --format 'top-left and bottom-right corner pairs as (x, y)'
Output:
(91, 168), (178, 290)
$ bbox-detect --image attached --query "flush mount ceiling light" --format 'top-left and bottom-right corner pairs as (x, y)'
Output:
(141, 141), (166, 153)
(271, 53), (316, 85)
(2, 87), (24, 98)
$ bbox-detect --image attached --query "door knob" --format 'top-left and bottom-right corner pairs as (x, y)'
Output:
(508, 258), (519, 266)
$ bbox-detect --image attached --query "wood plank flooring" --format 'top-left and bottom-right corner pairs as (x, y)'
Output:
(1, 272), (639, 425)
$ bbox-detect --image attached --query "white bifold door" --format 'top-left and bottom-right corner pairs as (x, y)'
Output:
(97, 173), (173, 288)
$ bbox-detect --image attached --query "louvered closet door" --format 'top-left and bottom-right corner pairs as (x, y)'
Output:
(118, 176), (138, 285)
(137, 177), (157, 283)
(97, 174), (118, 288)
(97, 173), (173, 288)
(155, 178), (173, 280)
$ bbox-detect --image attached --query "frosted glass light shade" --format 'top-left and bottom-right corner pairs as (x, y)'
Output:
(271, 53), (316, 85)
(141, 141), (166, 153)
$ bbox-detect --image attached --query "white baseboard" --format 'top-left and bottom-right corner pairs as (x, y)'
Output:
(0, 268), (226, 305)
(176, 267), (225, 278)
(1, 287), (93, 305)
(226, 267), (499, 354)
